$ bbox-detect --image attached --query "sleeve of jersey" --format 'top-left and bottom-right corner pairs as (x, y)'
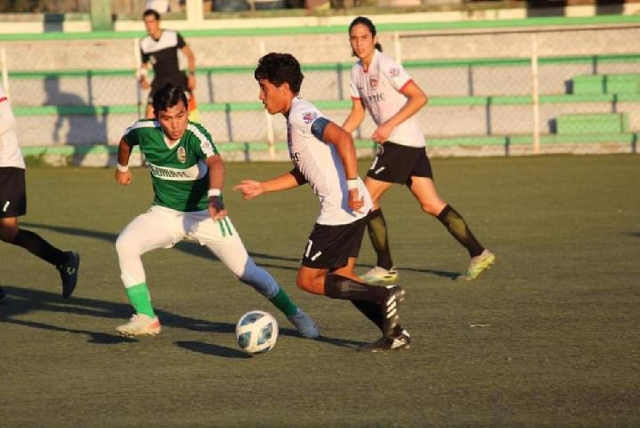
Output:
(290, 107), (327, 142)
(123, 126), (140, 147)
(177, 33), (187, 49)
(190, 124), (219, 158)
(383, 61), (413, 92)
(349, 69), (361, 100)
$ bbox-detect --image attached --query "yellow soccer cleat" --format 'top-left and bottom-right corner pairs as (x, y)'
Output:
(457, 249), (496, 281)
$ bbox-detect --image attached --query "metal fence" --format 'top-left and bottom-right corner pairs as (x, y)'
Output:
(1, 24), (639, 160)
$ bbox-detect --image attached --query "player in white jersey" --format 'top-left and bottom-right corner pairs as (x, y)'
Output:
(234, 53), (410, 352)
(113, 84), (319, 339)
(343, 16), (495, 283)
(0, 86), (79, 302)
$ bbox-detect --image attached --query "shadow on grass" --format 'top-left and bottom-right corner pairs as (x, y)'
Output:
(625, 231), (640, 238)
(22, 221), (460, 278)
(0, 286), (361, 350)
(0, 286), (240, 345)
(22, 222), (302, 272)
(176, 341), (253, 359)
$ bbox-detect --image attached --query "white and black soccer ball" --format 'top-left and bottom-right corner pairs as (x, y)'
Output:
(235, 310), (279, 354)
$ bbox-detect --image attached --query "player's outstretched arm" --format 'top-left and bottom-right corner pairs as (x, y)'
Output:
(115, 137), (133, 185)
(234, 171), (301, 200)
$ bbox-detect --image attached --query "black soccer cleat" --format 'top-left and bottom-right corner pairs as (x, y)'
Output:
(381, 285), (405, 337)
(358, 327), (412, 353)
(57, 251), (80, 299)
(0, 286), (6, 302)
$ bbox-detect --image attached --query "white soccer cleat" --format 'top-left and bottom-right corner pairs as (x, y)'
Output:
(116, 314), (161, 337)
(287, 308), (320, 339)
(457, 249), (496, 281)
(361, 266), (399, 285)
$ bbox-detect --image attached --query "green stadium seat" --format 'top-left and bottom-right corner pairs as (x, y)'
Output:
(572, 74), (640, 95)
(556, 112), (630, 135)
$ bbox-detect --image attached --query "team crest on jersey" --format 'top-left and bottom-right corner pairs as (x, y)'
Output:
(177, 147), (187, 163)
(369, 75), (379, 88)
(389, 68), (400, 78)
(302, 111), (318, 124)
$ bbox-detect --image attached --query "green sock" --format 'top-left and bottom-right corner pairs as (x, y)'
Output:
(269, 288), (298, 317)
(125, 283), (155, 317)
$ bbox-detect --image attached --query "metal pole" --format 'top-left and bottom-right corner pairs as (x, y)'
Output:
(531, 33), (540, 155)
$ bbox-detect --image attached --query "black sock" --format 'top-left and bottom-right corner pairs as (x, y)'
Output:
(367, 208), (394, 270)
(351, 300), (384, 331)
(324, 274), (389, 303)
(13, 229), (67, 266)
(436, 205), (484, 257)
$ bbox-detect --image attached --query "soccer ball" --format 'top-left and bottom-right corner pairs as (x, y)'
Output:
(235, 310), (279, 354)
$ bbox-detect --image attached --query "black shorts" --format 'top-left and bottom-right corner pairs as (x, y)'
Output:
(0, 167), (27, 218)
(301, 217), (368, 270)
(147, 73), (190, 105)
(366, 142), (433, 185)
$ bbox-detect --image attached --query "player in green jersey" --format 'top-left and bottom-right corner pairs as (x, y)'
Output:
(113, 84), (319, 339)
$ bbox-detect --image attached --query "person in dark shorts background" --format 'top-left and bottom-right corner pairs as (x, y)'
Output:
(137, 9), (198, 121)
(342, 16), (495, 283)
(0, 86), (80, 302)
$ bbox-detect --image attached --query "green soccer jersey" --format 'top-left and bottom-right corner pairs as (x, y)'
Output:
(124, 119), (220, 212)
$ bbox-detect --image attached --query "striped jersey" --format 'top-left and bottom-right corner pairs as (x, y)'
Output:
(123, 119), (219, 212)
(349, 49), (425, 148)
(0, 86), (25, 169)
(287, 96), (372, 226)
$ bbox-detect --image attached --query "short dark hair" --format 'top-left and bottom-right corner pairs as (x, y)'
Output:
(348, 16), (383, 56)
(254, 53), (304, 94)
(152, 84), (188, 116)
(143, 9), (160, 20)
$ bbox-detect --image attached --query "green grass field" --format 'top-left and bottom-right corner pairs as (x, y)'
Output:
(1, 154), (639, 428)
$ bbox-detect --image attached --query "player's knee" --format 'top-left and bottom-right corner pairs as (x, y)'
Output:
(115, 234), (140, 256)
(420, 200), (445, 216)
(295, 270), (324, 295)
(295, 271), (312, 292)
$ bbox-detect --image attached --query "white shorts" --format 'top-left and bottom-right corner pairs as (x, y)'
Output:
(118, 205), (250, 277)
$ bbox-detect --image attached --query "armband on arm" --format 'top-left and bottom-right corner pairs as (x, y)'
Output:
(310, 117), (331, 141)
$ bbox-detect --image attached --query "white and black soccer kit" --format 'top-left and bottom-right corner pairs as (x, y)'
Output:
(350, 49), (433, 185)
(286, 97), (373, 269)
(140, 30), (189, 102)
(0, 86), (27, 218)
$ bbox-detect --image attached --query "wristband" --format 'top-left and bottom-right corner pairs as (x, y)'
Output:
(116, 163), (129, 173)
(208, 188), (221, 198)
(346, 179), (358, 190)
